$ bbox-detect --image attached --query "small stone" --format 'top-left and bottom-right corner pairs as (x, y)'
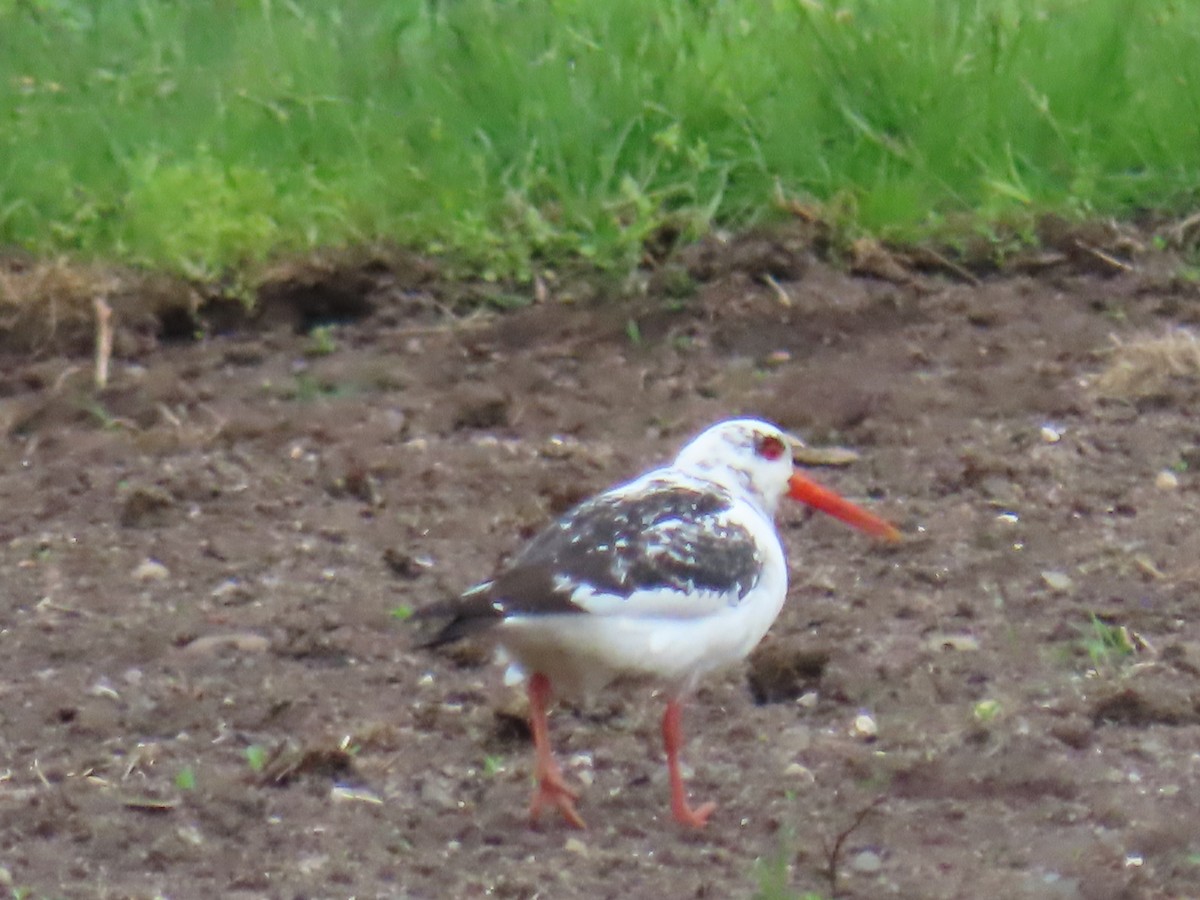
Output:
(1041, 570), (1074, 593)
(1155, 470), (1179, 491)
(567, 752), (595, 787)
(89, 679), (120, 700)
(783, 762), (816, 782)
(851, 849), (882, 873)
(132, 559), (170, 582)
(852, 713), (878, 740)
(182, 632), (270, 657)
(564, 837), (588, 856)
(1040, 424), (1063, 443)
(210, 578), (254, 605)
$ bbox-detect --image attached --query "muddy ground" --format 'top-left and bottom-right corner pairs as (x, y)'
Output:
(1, 231), (1200, 899)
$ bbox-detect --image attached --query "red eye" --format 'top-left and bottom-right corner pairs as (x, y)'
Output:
(756, 434), (787, 461)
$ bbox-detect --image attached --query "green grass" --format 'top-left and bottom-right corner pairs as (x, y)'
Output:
(244, 744), (268, 773)
(1079, 614), (1136, 671)
(3, 0), (1200, 281)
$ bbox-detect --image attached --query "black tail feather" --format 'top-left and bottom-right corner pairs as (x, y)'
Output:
(410, 589), (502, 648)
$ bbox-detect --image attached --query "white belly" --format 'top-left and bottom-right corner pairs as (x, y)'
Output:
(496, 568), (787, 699)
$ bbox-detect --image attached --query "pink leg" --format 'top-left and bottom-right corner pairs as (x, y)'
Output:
(526, 672), (586, 829)
(662, 698), (716, 828)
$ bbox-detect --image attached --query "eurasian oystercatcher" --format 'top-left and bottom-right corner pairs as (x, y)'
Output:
(419, 418), (899, 829)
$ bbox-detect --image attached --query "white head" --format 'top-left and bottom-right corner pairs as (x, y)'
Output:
(672, 418), (901, 539)
(672, 419), (798, 517)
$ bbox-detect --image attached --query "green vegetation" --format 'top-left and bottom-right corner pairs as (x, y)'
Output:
(244, 744), (268, 773)
(2, 0), (1199, 280)
(174, 765), (197, 791)
(305, 325), (338, 357)
(1079, 614), (1136, 671)
(752, 833), (801, 900)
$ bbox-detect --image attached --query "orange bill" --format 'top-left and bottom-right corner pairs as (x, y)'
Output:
(788, 472), (901, 541)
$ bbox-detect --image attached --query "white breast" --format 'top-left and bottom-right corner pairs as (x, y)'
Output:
(495, 499), (788, 698)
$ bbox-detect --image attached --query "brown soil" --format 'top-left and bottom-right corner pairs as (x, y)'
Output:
(2, 232), (1200, 899)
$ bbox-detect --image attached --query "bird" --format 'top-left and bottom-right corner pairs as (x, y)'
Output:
(417, 418), (899, 830)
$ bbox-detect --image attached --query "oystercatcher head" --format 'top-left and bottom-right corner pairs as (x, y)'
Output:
(418, 418), (899, 829)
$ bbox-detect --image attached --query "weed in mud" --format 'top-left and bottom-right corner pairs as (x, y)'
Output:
(1079, 614), (1136, 673)
(752, 829), (813, 900)
(244, 745), (267, 774)
(305, 325), (337, 357)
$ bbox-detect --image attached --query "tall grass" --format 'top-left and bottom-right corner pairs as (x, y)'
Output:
(2, 0), (1198, 279)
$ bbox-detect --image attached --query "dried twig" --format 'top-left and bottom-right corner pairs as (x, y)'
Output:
(762, 273), (793, 307)
(93, 297), (113, 389)
(911, 246), (982, 286)
(1073, 239), (1133, 273)
(824, 794), (887, 896)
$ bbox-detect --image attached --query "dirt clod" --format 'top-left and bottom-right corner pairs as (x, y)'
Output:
(118, 484), (176, 528)
(746, 642), (830, 704)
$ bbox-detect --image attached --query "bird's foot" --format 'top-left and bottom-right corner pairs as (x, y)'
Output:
(529, 771), (586, 829)
(671, 797), (716, 829)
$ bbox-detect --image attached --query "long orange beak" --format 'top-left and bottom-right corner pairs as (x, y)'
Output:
(788, 471), (901, 541)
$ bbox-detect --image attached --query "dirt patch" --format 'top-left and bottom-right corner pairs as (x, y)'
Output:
(2, 236), (1200, 898)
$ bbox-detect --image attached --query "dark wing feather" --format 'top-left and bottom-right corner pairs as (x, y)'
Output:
(417, 478), (764, 645)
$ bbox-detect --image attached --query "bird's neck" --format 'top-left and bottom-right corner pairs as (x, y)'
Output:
(675, 461), (777, 520)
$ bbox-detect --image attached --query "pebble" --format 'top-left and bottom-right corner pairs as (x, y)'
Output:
(851, 850), (882, 873)
(1155, 470), (1179, 490)
(853, 713), (878, 740)
(210, 578), (254, 605)
(783, 762), (816, 782)
(1041, 570), (1074, 593)
(564, 837), (589, 856)
(132, 559), (170, 582)
(181, 632), (270, 656)
(1040, 424), (1063, 443)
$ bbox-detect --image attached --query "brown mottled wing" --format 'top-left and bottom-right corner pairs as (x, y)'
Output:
(416, 478), (763, 646)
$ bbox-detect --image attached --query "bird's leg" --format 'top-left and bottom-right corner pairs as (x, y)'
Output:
(526, 672), (586, 829)
(662, 698), (716, 828)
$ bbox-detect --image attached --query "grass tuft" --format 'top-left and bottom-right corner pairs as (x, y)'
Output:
(3, 1), (1200, 280)
(1094, 328), (1200, 400)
